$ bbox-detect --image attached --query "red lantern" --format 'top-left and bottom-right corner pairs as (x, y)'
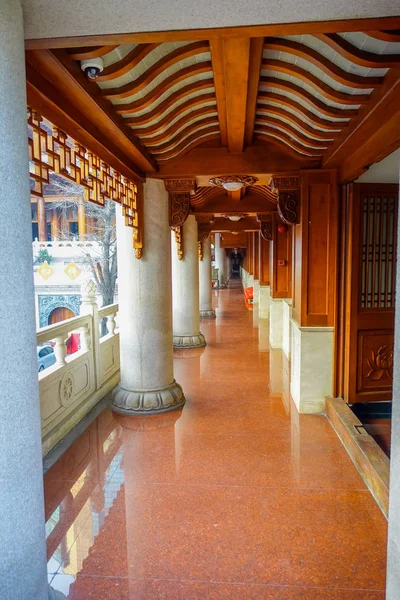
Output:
(277, 223), (288, 233)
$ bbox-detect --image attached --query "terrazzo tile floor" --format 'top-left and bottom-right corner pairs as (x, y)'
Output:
(45, 284), (388, 599)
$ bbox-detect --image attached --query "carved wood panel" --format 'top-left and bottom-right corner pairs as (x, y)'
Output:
(168, 193), (191, 228)
(341, 183), (398, 403)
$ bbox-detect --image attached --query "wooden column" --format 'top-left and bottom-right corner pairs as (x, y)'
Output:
(37, 196), (47, 241)
(247, 232), (253, 275)
(51, 209), (59, 239)
(78, 199), (87, 238)
(259, 233), (270, 286)
(269, 214), (292, 300)
(253, 231), (259, 280)
(291, 170), (338, 327)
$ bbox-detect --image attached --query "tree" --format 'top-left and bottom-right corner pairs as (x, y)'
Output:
(46, 175), (118, 309)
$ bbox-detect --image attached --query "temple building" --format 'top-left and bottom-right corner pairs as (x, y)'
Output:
(2, 1), (400, 598)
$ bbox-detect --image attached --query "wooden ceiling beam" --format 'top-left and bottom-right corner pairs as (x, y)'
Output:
(244, 38), (264, 146)
(139, 106), (219, 144)
(255, 117), (332, 149)
(26, 49), (157, 173)
(211, 217), (260, 232)
(154, 143), (319, 177)
(324, 76), (400, 181)
(224, 37), (251, 153)
(364, 30), (400, 43)
(156, 130), (221, 162)
(323, 68), (400, 170)
(209, 38), (228, 146)
(148, 117), (219, 152)
(97, 43), (160, 81)
(256, 104), (339, 140)
(191, 193), (277, 214)
(25, 16), (400, 49)
(66, 46), (119, 59)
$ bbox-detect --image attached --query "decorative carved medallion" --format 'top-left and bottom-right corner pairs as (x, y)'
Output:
(277, 190), (300, 226)
(169, 193), (191, 228)
(172, 226), (183, 260)
(198, 241), (203, 261)
(209, 175), (258, 189)
(60, 372), (75, 408)
(270, 176), (300, 191)
(366, 345), (393, 381)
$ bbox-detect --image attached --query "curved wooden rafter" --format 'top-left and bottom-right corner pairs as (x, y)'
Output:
(146, 116), (219, 153)
(256, 104), (338, 140)
(258, 92), (348, 129)
(156, 130), (221, 162)
(129, 96), (216, 134)
(190, 186), (225, 206)
(115, 78), (214, 117)
(67, 46), (119, 60)
(364, 31), (400, 43)
(102, 41), (210, 99)
(97, 44), (160, 81)
(262, 59), (369, 105)
(107, 61), (212, 113)
(259, 77), (359, 118)
(246, 185), (278, 204)
(138, 106), (218, 144)
(254, 129), (322, 156)
(264, 38), (384, 89)
(152, 121), (220, 156)
(314, 33), (400, 68)
(254, 116), (331, 149)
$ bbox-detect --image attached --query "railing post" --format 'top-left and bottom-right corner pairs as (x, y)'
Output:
(53, 336), (67, 367)
(80, 279), (100, 389)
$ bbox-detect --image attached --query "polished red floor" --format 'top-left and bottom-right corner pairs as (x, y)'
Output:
(45, 285), (388, 599)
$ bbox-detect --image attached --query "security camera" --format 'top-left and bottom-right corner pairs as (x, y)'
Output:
(80, 57), (104, 80)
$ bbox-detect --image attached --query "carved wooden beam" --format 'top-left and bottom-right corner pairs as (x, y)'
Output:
(165, 179), (197, 228)
(172, 226), (183, 260)
(198, 223), (211, 242)
(270, 175), (300, 226)
(257, 214), (273, 242)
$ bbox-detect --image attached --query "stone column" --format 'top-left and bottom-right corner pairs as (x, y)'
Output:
(37, 196), (47, 241)
(199, 237), (216, 318)
(0, 1), (48, 598)
(112, 179), (185, 415)
(214, 233), (226, 287)
(386, 167), (400, 600)
(172, 215), (206, 348)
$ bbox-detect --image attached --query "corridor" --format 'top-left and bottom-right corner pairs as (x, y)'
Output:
(45, 287), (387, 599)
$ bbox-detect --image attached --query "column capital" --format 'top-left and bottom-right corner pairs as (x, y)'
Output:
(270, 174), (300, 226)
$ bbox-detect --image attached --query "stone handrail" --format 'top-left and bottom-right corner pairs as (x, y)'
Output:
(37, 279), (120, 456)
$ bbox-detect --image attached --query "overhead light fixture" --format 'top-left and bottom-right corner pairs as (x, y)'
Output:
(229, 215), (241, 222)
(209, 175), (259, 191)
(231, 231), (239, 235)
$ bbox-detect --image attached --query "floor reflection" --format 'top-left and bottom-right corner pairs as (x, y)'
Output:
(45, 288), (388, 599)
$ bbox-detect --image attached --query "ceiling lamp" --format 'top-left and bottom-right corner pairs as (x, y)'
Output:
(209, 175), (258, 191)
(229, 215), (242, 222)
(231, 231), (239, 235)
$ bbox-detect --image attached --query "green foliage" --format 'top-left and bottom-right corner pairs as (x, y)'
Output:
(36, 248), (53, 264)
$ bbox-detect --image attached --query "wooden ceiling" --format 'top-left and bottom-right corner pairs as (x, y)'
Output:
(25, 20), (400, 185)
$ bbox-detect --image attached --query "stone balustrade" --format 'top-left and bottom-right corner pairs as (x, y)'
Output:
(37, 279), (120, 456)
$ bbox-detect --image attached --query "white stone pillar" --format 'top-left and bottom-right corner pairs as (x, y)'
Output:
(386, 166), (400, 600)
(172, 215), (206, 348)
(253, 279), (260, 304)
(282, 299), (292, 359)
(0, 1), (48, 597)
(269, 298), (283, 348)
(214, 233), (226, 287)
(199, 237), (216, 318)
(112, 179), (185, 415)
(290, 321), (334, 414)
(259, 285), (271, 318)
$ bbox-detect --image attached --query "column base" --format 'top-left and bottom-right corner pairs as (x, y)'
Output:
(269, 298), (283, 348)
(290, 320), (334, 414)
(259, 285), (271, 318)
(111, 379), (185, 415)
(282, 299), (292, 359)
(173, 332), (206, 349)
(200, 309), (216, 319)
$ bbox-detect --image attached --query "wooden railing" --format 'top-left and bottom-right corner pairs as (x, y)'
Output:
(37, 279), (120, 456)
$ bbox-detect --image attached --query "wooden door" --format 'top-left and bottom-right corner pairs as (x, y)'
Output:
(343, 183), (398, 403)
(49, 306), (75, 324)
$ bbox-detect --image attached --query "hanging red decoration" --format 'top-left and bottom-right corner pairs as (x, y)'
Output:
(277, 223), (288, 233)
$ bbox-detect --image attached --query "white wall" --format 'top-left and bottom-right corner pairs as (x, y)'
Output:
(22, 1), (399, 40)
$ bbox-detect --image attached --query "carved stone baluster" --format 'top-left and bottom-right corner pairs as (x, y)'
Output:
(79, 324), (91, 352)
(53, 336), (67, 366)
(106, 313), (116, 336)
